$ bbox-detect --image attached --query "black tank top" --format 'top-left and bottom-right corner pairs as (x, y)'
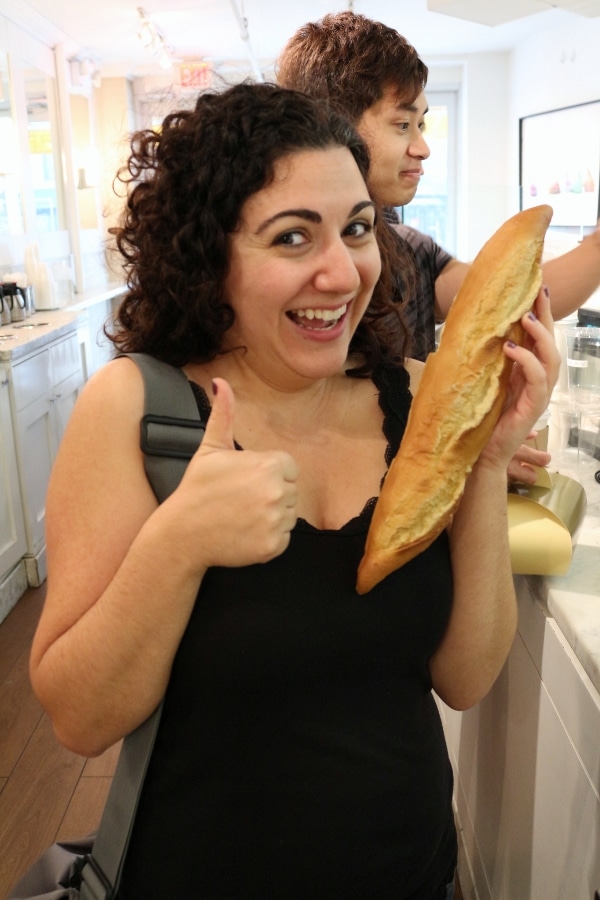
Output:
(119, 364), (457, 899)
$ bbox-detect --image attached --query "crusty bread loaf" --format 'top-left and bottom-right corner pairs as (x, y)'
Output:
(356, 204), (553, 594)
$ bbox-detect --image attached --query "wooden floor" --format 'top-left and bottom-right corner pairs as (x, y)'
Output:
(0, 584), (120, 897)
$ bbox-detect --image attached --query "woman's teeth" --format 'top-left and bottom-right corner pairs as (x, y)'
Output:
(290, 304), (347, 327)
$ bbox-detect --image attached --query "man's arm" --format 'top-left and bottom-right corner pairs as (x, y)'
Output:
(540, 224), (600, 320)
(435, 222), (600, 323)
(434, 258), (469, 320)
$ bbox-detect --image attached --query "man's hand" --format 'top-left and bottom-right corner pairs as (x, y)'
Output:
(507, 437), (551, 485)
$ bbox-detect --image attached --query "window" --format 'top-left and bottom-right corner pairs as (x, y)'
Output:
(399, 91), (457, 256)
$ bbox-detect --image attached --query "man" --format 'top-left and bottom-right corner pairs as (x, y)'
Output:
(276, 12), (600, 361)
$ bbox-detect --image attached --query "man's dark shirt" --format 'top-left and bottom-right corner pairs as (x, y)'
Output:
(384, 208), (453, 362)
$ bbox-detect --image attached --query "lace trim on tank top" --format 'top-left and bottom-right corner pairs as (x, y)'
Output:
(188, 364), (412, 530)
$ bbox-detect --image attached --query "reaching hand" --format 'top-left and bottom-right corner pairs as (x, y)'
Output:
(507, 439), (551, 484)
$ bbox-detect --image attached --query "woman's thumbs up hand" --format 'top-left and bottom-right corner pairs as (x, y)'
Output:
(171, 378), (298, 571)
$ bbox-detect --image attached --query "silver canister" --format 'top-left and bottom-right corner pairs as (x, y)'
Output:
(8, 284), (26, 322)
(0, 288), (11, 326)
(25, 284), (35, 315)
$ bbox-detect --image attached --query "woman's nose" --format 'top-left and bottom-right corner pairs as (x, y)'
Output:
(313, 240), (361, 294)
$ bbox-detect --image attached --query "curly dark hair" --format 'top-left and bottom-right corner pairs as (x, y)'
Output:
(276, 12), (428, 123)
(109, 81), (409, 370)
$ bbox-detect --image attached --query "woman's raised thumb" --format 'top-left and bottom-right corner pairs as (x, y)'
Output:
(200, 377), (236, 451)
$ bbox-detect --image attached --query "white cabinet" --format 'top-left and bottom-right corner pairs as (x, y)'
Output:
(441, 577), (600, 900)
(78, 297), (117, 378)
(11, 330), (84, 585)
(0, 295), (122, 618)
(0, 368), (27, 588)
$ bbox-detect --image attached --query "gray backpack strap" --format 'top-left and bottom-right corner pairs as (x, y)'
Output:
(79, 354), (205, 898)
(80, 710), (161, 899)
(124, 352), (205, 503)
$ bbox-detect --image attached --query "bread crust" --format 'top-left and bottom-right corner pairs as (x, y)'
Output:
(356, 204), (553, 594)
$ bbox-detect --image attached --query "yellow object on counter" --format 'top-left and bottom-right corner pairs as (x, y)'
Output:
(508, 472), (587, 576)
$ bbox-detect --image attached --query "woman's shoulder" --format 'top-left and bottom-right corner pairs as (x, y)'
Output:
(64, 356), (146, 442)
(88, 353), (145, 387)
(85, 354), (144, 401)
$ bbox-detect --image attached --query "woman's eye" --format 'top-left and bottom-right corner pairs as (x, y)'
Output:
(274, 230), (307, 247)
(345, 221), (374, 238)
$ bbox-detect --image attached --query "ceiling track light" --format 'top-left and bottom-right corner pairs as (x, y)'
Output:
(69, 56), (102, 89)
(136, 7), (174, 68)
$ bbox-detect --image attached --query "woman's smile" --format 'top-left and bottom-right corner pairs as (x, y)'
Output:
(287, 303), (349, 332)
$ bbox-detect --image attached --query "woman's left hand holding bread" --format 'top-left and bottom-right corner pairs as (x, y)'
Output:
(429, 286), (560, 711)
(478, 286), (560, 475)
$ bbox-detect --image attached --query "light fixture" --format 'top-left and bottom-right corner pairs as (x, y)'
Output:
(228, 0), (264, 82)
(77, 167), (90, 190)
(158, 47), (172, 70)
(137, 21), (155, 49)
(75, 147), (98, 190)
(136, 7), (174, 69)
(69, 57), (102, 89)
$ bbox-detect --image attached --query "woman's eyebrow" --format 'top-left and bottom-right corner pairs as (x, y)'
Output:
(255, 200), (375, 235)
(351, 201), (376, 216)
(255, 209), (321, 234)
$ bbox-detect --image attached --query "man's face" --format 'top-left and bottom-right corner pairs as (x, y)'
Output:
(357, 88), (430, 208)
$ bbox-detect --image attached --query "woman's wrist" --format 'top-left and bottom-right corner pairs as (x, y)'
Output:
(467, 454), (509, 492)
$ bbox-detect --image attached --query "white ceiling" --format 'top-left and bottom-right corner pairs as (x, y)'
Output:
(7, 0), (591, 79)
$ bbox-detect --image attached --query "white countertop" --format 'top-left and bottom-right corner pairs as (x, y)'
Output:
(0, 309), (81, 361)
(527, 445), (600, 695)
(63, 283), (126, 312)
(0, 283), (126, 362)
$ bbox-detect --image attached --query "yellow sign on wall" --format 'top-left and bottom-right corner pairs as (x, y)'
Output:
(29, 129), (52, 154)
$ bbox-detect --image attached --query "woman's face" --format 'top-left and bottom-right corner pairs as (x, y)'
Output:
(223, 146), (381, 388)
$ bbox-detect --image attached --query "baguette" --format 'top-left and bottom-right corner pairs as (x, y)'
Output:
(356, 204), (553, 594)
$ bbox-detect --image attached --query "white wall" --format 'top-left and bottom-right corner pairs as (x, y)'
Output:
(425, 14), (600, 261)
(461, 52), (513, 259)
(427, 52), (512, 259)
(509, 16), (600, 136)
(510, 16), (600, 309)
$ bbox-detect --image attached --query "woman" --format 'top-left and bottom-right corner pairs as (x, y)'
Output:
(30, 83), (559, 899)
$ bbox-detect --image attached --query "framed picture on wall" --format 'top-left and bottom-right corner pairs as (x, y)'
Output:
(520, 100), (600, 228)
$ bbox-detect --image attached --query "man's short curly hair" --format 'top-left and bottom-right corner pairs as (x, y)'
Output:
(276, 12), (428, 123)
(109, 81), (408, 370)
